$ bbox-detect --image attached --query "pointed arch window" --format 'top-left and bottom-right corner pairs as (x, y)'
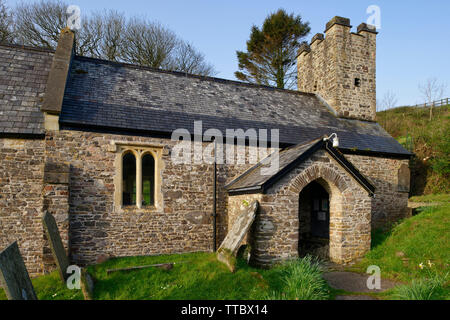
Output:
(122, 152), (136, 206)
(115, 143), (162, 211)
(142, 153), (155, 206)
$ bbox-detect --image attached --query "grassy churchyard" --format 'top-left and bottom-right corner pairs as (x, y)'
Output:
(0, 252), (331, 300)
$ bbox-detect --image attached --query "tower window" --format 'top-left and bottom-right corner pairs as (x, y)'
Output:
(354, 78), (361, 87)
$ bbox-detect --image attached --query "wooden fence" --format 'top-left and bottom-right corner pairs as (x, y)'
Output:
(414, 98), (449, 108)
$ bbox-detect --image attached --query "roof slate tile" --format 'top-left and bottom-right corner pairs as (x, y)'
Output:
(0, 44), (54, 135)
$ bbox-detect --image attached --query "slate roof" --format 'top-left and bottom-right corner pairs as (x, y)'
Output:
(226, 137), (376, 195)
(0, 44), (413, 158)
(0, 44), (54, 135)
(59, 56), (412, 157)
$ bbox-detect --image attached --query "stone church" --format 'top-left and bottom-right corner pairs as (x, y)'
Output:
(0, 16), (412, 276)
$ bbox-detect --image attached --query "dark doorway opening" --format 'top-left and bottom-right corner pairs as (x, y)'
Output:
(298, 180), (330, 260)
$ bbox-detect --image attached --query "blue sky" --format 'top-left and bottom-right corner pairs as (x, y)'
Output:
(7, 0), (450, 107)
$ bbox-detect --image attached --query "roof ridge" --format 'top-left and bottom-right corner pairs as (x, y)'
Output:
(0, 42), (55, 54)
(224, 137), (324, 190)
(73, 55), (317, 98)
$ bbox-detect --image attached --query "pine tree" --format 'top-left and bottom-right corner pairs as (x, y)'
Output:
(235, 9), (310, 89)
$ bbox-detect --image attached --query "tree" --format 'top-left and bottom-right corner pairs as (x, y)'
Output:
(121, 18), (178, 69)
(120, 18), (216, 75)
(10, 0), (216, 76)
(82, 10), (125, 61)
(381, 90), (398, 130)
(418, 77), (446, 120)
(235, 9), (310, 89)
(170, 41), (216, 76)
(0, 0), (13, 43)
(14, 0), (67, 48)
(382, 90), (398, 111)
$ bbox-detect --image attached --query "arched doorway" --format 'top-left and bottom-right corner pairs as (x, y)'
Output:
(298, 179), (330, 260)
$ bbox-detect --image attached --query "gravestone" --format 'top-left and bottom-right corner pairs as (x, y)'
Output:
(217, 200), (259, 272)
(42, 211), (70, 282)
(0, 242), (37, 300)
(397, 164), (411, 193)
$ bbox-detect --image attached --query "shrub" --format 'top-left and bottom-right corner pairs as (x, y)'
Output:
(392, 274), (448, 300)
(264, 255), (330, 300)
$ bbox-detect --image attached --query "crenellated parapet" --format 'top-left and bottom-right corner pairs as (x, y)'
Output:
(297, 16), (377, 121)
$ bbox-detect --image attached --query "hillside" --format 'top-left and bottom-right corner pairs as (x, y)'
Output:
(353, 201), (449, 299)
(376, 105), (449, 195)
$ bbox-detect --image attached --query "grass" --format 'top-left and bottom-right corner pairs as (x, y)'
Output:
(0, 271), (84, 300)
(352, 202), (450, 299)
(86, 252), (331, 300)
(0, 253), (331, 300)
(377, 104), (449, 195)
(391, 276), (448, 300)
(263, 256), (329, 300)
(409, 193), (450, 203)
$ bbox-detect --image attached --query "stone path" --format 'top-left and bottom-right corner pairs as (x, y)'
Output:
(323, 271), (400, 300)
(335, 295), (377, 300)
(408, 201), (441, 209)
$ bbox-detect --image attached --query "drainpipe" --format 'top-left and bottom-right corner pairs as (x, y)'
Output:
(213, 139), (217, 251)
(213, 138), (217, 252)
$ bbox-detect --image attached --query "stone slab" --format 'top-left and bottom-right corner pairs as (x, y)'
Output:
(0, 242), (38, 300)
(323, 271), (399, 293)
(44, 161), (70, 184)
(397, 164), (410, 192)
(335, 295), (378, 300)
(81, 268), (94, 300)
(217, 200), (258, 271)
(42, 211), (70, 282)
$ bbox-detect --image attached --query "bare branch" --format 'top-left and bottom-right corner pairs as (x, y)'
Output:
(382, 90), (398, 111)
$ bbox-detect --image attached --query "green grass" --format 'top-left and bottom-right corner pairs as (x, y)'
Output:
(0, 271), (84, 300)
(353, 203), (450, 299)
(86, 252), (330, 300)
(377, 105), (449, 195)
(0, 253), (330, 300)
(391, 276), (448, 300)
(263, 256), (329, 300)
(409, 193), (450, 203)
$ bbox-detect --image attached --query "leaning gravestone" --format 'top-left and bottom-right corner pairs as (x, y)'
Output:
(217, 200), (259, 272)
(0, 242), (38, 300)
(42, 211), (70, 282)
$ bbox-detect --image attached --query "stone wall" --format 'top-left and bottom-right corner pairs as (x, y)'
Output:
(43, 130), (272, 266)
(0, 138), (45, 276)
(42, 162), (70, 273)
(0, 130), (409, 275)
(347, 154), (410, 229)
(298, 17), (377, 121)
(43, 130), (213, 265)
